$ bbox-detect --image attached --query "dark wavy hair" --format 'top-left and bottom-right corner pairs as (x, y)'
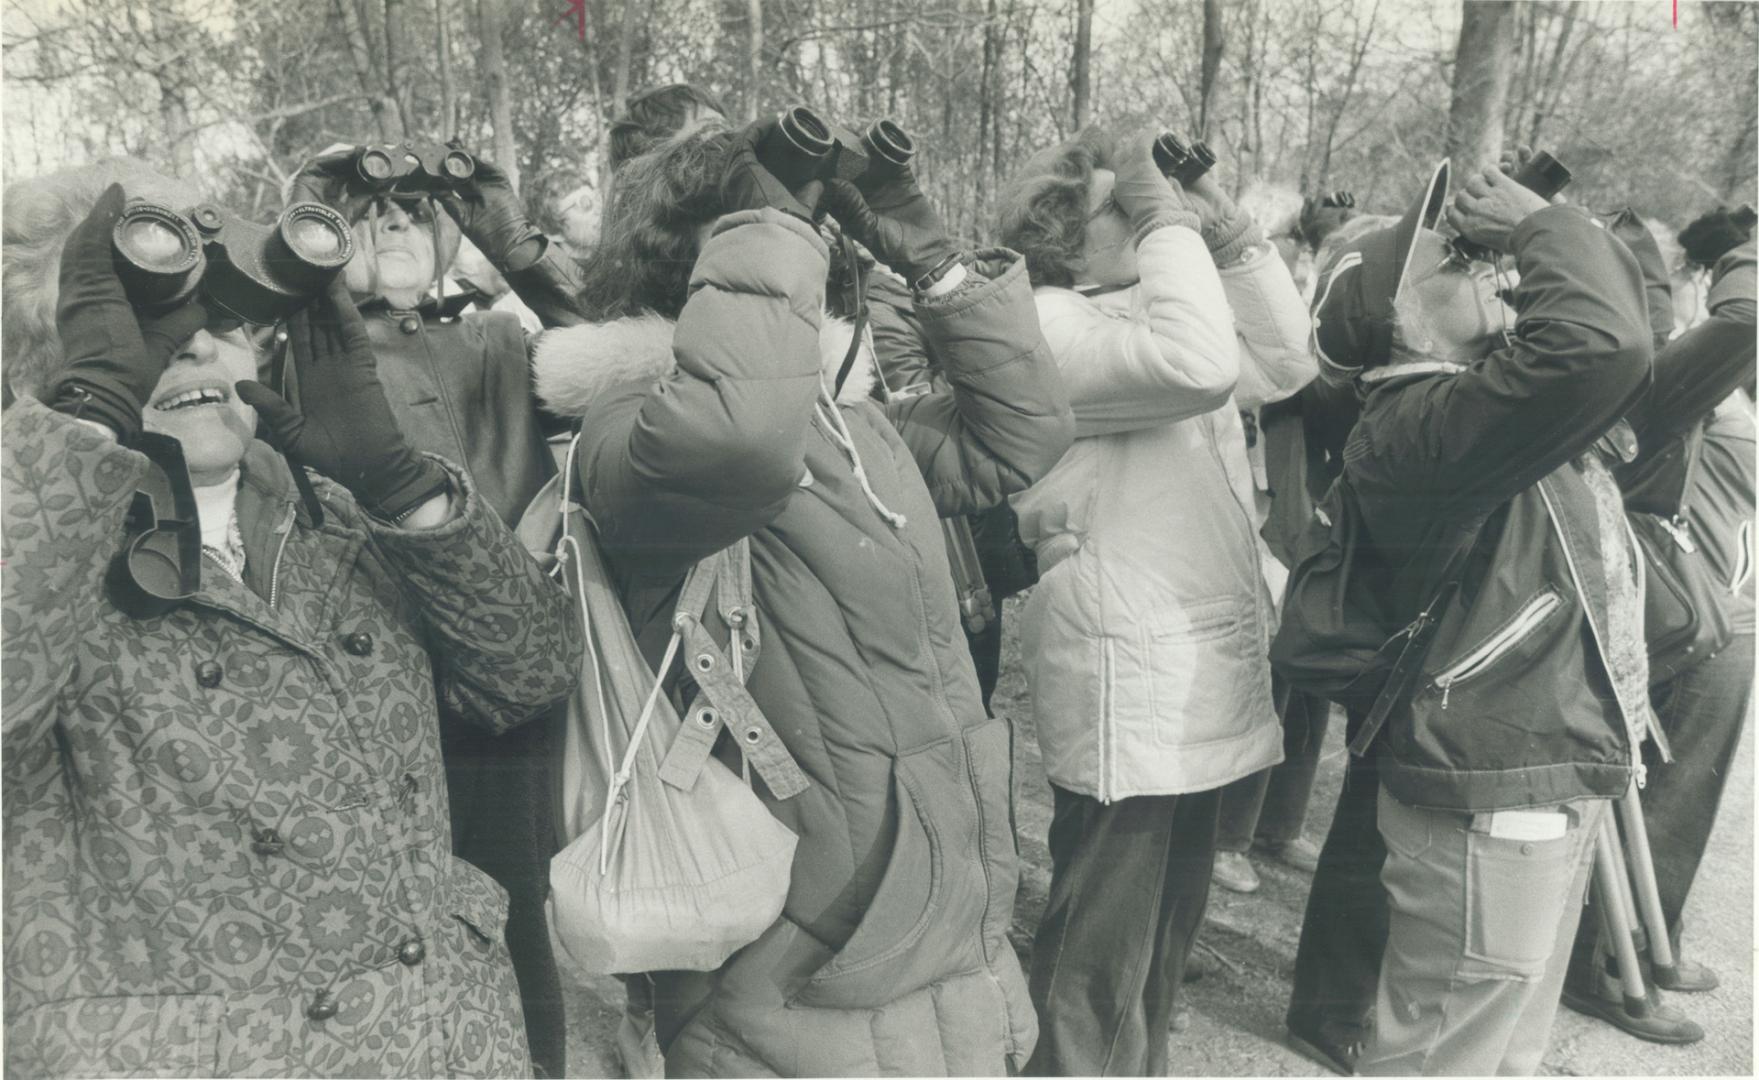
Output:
(607, 83), (729, 173)
(575, 128), (736, 321)
(995, 128), (1110, 289)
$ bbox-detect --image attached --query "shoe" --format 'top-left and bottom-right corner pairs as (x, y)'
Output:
(1183, 944), (1212, 983)
(1171, 1003), (1192, 1032)
(1212, 851), (1261, 893)
(1284, 1025), (1359, 1075)
(1256, 836), (1321, 873)
(1560, 986), (1704, 1045)
(1655, 957), (1720, 993)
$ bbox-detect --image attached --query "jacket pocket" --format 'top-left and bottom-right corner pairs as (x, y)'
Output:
(1431, 588), (1563, 708)
(7, 993), (224, 1079)
(961, 721), (1018, 955)
(446, 855), (512, 950)
(792, 741), (988, 1010)
(1134, 596), (1261, 749)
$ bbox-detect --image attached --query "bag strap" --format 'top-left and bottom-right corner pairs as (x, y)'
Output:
(656, 542), (810, 800)
(1344, 481), (1483, 757)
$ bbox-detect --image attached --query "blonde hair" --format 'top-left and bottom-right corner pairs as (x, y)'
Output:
(3, 158), (203, 401)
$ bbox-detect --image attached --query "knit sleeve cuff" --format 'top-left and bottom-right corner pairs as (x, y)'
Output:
(1132, 210), (1202, 248)
(1203, 214), (1265, 267)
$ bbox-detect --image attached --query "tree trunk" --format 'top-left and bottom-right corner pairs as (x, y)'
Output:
(1721, 65), (1759, 201)
(478, 0), (519, 189)
(1198, 0), (1224, 138)
(977, 0), (1000, 215)
(435, 0), (455, 139)
(1445, 0), (1516, 172)
(334, 0), (404, 140)
(613, 0), (639, 110)
(746, 0), (764, 120)
(383, 0), (411, 136)
(1070, 0), (1092, 129)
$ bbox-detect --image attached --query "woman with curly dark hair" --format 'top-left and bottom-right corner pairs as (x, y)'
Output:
(531, 118), (1073, 1075)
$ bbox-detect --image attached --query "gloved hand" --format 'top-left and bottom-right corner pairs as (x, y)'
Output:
(1183, 171), (1263, 265)
(234, 277), (448, 521)
(1106, 128), (1200, 241)
(50, 183), (209, 440)
(287, 146), (376, 223)
(721, 120), (823, 223)
(433, 151), (547, 272)
(822, 172), (961, 285)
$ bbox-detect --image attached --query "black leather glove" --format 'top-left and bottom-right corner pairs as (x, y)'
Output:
(721, 120), (822, 223)
(50, 183), (209, 440)
(824, 166), (961, 285)
(287, 147), (375, 223)
(234, 278), (448, 521)
(433, 152), (547, 272)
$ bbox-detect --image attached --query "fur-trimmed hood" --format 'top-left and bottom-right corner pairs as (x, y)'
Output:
(531, 313), (877, 419)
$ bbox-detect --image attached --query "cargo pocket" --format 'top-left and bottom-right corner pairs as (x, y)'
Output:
(1460, 823), (1578, 980)
(792, 742), (987, 1009)
(8, 993), (223, 1078)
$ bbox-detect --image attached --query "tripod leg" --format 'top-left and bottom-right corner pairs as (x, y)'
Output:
(1618, 782), (1679, 983)
(1593, 817), (1650, 1017)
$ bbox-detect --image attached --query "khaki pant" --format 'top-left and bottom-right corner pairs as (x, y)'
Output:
(1360, 785), (1607, 1076)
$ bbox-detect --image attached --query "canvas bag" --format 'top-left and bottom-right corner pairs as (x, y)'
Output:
(515, 434), (806, 976)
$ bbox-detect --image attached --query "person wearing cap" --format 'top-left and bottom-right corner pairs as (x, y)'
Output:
(283, 147), (579, 1076)
(1, 160), (579, 1077)
(997, 125), (1313, 1076)
(1302, 156), (1654, 1074)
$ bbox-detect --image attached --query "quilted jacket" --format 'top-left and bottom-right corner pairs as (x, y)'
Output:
(1011, 226), (1316, 800)
(1, 396), (579, 1077)
(531, 208), (1074, 1076)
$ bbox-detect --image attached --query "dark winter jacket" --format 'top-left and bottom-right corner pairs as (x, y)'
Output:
(1, 397), (579, 1077)
(531, 208), (1073, 1075)
(1343, 206), (1656, 811)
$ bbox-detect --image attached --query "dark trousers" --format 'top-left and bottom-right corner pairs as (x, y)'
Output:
(1218, 679), (1330, 852)
(1026, 785), (1221, 1076)
(444, 708), (567, 1078)
(1286, 710), (1388, 1047)
(1569, 631), (1754, 983)
(968, 615), (1004, 710)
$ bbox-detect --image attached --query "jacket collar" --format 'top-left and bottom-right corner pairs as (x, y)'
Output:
(530, 312), (877, 420)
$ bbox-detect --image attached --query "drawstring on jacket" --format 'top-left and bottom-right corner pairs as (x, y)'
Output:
(815, 383), (908, 531)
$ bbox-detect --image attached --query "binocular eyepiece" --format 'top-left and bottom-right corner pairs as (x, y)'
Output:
(354, 141), (476, 194)
(1153, 132), (1217, 188)
(112, 199), (355, 324)
(760, 104), (917, 194)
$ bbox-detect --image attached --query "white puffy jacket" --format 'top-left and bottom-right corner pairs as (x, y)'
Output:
(1013, 224), (1316, 800)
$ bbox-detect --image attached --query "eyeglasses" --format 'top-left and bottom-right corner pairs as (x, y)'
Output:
(1085, 190), (1121, 224)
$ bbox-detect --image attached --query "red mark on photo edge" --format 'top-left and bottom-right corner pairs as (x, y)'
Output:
(555, 0), (587, 40)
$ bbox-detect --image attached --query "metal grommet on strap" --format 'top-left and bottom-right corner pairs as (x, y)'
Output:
(742, 727), (762, 745)
(695, 708), (717, 729)
(694, 653), (715, 673)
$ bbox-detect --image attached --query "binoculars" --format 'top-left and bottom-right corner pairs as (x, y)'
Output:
(756, 105), (916, 194)
(353, 140), (476, 195)
(112, 199), (355, 324)
(1153, 132), (1216, 188)
(1453, 150), (1572, 262)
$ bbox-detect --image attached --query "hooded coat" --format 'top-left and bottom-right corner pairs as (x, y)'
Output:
(1, 397), (580, 1077)
(531, 208), (1074, 1076)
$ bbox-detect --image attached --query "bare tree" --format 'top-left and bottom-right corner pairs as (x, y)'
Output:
(335, 0), (405, 140)
(1070, 0), (1092, 129)
(1197, 0), (1223, 137)
(477, 0), (518, 187)
(1446, 0), (1516, 171)
(747, 0), (764, 121)
(435, 0), (455, 139)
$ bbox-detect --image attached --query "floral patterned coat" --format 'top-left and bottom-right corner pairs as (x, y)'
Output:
(1, 396), (579, 1078)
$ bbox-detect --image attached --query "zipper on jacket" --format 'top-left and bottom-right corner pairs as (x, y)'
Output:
(1537, 479), (1646, 788)
(268, 504), (296, 611)
(1657, 515), (1696, 554)
(1435, 590), (1562, 709)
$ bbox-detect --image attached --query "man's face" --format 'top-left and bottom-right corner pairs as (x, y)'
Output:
(1399, 228), (1514, 360)
(343, 199), (438, 300)
(1077, 168), (1140, 288)
(141, 328), (259, 485)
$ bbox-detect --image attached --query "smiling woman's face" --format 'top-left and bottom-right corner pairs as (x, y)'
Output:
(140, 328), (259, 485)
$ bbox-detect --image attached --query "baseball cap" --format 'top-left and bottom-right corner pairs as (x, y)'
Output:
(1310, 160), (1451, 383)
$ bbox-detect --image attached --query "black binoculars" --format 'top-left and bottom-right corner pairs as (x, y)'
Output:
(353, 141), (477, 195)
(1153, 132), (1216, 188)
(112, 199), (355, 325)
(756, 105), (916, 194)
(1453, 150), (1572, 262)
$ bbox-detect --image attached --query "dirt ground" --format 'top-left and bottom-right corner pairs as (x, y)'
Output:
(561, 599), (1755, 1076)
